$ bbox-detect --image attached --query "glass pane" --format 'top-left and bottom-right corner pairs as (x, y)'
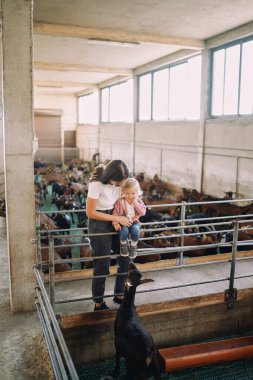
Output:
(109, 80), (133, 122)
(139, 74), (151, 120)
(83, 92), (98, 124)
(169, 63), (187, 119)
(223, 44), (240, 115)
(153, 69), (169, 120)
(239, 40), (253, 114)
(212, 49), (225, 116)
(109, 79), (133, 122)
(78, 96), (85, 124)
(101, 88), (109, 122)
(187, 55), (201, 119)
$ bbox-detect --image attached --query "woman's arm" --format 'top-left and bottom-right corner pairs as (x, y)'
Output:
(86, 197), (132, 226)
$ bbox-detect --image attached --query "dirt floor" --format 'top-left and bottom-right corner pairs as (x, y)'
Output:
(0, 217), (54, 380)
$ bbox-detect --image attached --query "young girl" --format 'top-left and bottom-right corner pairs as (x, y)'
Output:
(112, 178), (146, 258)
(86, 159), (132, 311)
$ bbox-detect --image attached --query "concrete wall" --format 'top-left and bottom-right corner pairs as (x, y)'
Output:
(203, 117), (253, 198)
(76, 117), (253, 198)
(62, 288), (253, 365)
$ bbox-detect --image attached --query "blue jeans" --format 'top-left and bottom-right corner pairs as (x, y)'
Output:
(88, 214), (130, 304)
(120, 222), (140, 243)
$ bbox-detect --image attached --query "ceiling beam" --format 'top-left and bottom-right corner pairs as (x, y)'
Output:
(35, 81), (98, 89)
(34, 22), (205, 49)
(134, 49), (199, 75)
(206, 20), (253, 48)
(34, 61), (133, 75)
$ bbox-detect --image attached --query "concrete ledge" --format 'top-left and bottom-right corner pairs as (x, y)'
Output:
(60, 287), (253, 365)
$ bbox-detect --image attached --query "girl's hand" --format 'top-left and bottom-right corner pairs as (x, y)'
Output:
(117, 215), (133, 227)
(132, 215), (140, 222)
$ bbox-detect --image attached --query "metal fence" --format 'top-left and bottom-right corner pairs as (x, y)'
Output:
(33, 198), (253, 379)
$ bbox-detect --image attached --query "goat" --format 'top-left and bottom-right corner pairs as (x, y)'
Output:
(114, 262), (161, 380)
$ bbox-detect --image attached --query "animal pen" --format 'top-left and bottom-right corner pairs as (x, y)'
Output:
(34, 197), (253, 379)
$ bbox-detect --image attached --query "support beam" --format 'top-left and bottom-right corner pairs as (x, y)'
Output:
(2, 0), (36, 312)
(207, 21), (253, 48)
(34, 22), (205, 50)
(35, 81), (98, 89)
(34, 61), (133, 75)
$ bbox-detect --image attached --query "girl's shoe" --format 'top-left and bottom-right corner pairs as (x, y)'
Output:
(129, 245), (137, 259)
(120, 243), (129, 257)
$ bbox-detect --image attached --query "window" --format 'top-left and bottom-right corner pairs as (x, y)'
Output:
(101, 79), (133, 122)
(138, 55), (201, 121)
(78, 92), (98, 124)
(153, 69), (169, 120)
(211, 36), (253, 116)
(139, 74), (152, 120)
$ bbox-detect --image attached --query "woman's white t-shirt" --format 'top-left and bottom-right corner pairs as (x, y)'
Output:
(87, 181), (121, 210)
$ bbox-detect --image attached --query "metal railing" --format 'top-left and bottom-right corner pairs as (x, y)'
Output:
(34, 265), (79, 380)
(33, 197), (253, 379)
(35, 198), (253, 310)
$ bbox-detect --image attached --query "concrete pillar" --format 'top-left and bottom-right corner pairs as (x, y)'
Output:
(2, 0), (36, 312)
(132, 75), (138, 175)
(196, 48), (211, 192)
(0, 9), (4, 198)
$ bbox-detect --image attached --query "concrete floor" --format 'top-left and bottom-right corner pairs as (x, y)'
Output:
(0, 217), (54, 380)
(1, 214), (253, 379)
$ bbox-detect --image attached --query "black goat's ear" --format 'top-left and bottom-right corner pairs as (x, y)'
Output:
(140, 278), (154, 285)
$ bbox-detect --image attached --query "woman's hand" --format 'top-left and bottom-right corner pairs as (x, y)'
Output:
(116, 215), (133, 227)
(113, 222), (121, 231)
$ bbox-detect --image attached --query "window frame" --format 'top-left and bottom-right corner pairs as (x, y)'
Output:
(101, 79), (133, 123)
(210, 35), (253, 117)
(137, 55), (201, 122)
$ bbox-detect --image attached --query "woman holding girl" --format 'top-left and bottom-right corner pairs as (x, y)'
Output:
(86, 159), (132, 311)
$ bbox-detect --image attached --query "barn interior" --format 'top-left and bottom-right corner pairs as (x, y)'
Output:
(1, 1), (253, 379)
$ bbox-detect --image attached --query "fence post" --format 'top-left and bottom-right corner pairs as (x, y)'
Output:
(179, 201), (186, 266)
(49, 235), (55, 310)
(225, 221), (239, 309)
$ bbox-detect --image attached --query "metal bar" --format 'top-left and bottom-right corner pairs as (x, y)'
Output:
(179, 202), (186, 266)
(34, 266), (79, 380)
(35, 292), (67, 380)
(49, 235), (55, 309)
(229, 221), (239, 292)
(35, 302), (62, 379)
(225, 221), (239, 309)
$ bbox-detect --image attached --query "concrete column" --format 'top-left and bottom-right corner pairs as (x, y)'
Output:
(196, 48), (211, 192)
(2, 0), (36, 312)
(0, 6), (4, 198)
(132, 75), (138, 175)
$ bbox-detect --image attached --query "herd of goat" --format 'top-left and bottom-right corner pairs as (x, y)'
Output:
(1, 157), (253, 379)
(1, 155), (253, 272)
(29, 156), (253, 273)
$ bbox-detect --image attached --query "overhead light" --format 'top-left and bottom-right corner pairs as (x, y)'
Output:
(87, 38), (141, 48)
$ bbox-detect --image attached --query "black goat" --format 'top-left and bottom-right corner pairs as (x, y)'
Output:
(114, 262), (161, 380)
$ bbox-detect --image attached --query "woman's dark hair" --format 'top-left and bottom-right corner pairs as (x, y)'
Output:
(90, 160), (129, 184)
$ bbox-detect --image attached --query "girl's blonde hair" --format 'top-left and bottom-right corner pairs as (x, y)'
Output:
(122, 178), (142, 195)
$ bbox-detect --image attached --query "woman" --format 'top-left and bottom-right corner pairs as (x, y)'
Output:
(86, 159), (132, 311)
